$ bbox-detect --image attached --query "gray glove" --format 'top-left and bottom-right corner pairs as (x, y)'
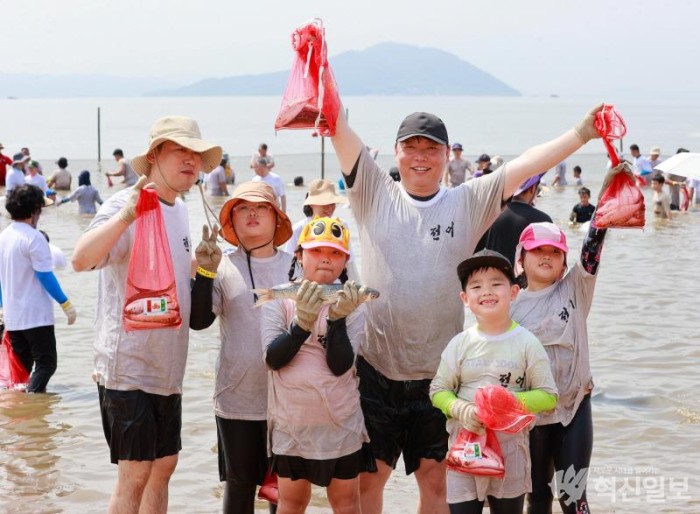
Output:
(294, 280), (323, 332)
(328, 280), (365, 321)
(195, 225), (222, 274)
(450, 399), (485, 435)
(573, 103), (605, 144)
(118, 175), (149, 224)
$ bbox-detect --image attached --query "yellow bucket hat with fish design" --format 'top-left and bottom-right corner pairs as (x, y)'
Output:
(298, 216), (350, 256)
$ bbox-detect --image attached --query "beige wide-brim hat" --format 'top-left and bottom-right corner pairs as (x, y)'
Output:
(219, 181), (293, 247)
(649, 146), (661, 156)
(131, 116), (222, 176)
(303, 178), (348, 206)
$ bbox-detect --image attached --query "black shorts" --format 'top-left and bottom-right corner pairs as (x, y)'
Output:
(216, 416), (268, 485)
(272, 445), (371, 487)
(98, 385), (182, 465)
(357, 356), (448, 475)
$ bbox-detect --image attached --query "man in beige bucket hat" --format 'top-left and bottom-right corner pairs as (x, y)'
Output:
(72, 116), (221, 513)
(190, 181), (292, 513)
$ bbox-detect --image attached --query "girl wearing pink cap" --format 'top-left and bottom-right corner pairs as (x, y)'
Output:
(511, 220), (609, 514)
(261, 217), (372, 514)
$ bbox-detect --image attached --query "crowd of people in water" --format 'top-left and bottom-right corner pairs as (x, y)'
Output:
(0, 101), (698, 514)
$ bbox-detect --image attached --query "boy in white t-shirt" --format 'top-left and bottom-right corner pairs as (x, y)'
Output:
(431, 249), (557, 513)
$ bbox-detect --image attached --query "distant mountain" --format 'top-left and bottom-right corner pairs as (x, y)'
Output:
(149, 42), (520, 97)
(0, 73), (181, 99)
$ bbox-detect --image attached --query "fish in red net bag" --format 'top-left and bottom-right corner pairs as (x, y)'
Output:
(274, 18), (340, 137)
(0, 331), (30, 390)
(474, 384), (536, 433)
(122, 189), (181, 332)
(593, 163), (645, 229)
(446, 427), (505, 478)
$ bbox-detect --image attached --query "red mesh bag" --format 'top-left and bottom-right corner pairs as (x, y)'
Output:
(257, 469), (279, 504)
(1, 331), (30, 389)
(474, 385), (535, 434)
(594, 104), (627, 167)
(122, 189), (181, 331)
(274, 19), (340, 137)
(447, 428), (505, 477)
(593, 163), (645, 228)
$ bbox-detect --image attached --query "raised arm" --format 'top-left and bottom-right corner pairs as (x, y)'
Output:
(503, 104), (603, 201)
(330, 106), (365, 175)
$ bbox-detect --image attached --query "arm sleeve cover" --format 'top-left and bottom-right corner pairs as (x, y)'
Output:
(514, 389), (558, 413)
(189, 275), (216, 330)
(264, 323), (310, 370)
(325, 317), (354, 376)
(35, 271), (68, 304)
(432, 390), (459, 417)
(580, 223), (608, 275)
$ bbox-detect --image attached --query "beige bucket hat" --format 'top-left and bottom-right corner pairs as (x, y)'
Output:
(303, 178), (348, 206)
(131, 116), (222, 176)
(219, 181), (293, 247)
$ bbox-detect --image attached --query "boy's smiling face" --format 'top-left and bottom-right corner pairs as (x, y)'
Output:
(461, 267), (519, 323)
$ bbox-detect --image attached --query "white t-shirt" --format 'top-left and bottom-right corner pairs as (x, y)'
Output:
(252, 173), (286, 205)
(347, 148), (506, 380)
(0, 222), (55, 330)
(430, 323), (557, 503)
(5, 167), (25, 192)
(49, 243), (67, 270)
(25, 174), (48, 192)
(87, 188), (193, 395)
(511, 262), (596, 426)
(262, 300), (369, 460)
(212, 248), (293, 420)
(687, 178), (700, 205)
(205, 165), (227, 196)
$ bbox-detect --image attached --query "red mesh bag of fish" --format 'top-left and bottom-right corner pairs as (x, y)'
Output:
(0, 331), (30, 389)
(274, 19), (340, 137)
(594, 163), (646, 228)
(122, 189), (181, 332)
(474, 385), (536, 433)
(447, 428), (505, 477)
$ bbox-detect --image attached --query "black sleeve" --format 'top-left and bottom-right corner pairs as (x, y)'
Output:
(264, 323), (310, 370)
(325, 317), (355, 376)
(189, 274), (217, 330)
(343, 155), (361, 188)
(580, 222), (608, 276)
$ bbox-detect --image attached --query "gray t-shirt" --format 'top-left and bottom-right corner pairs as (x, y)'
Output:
(64, 185), (103, 214)
(262, 301), (368, 459)
(510, 261), (596, 426)
(446, 158), (473, 186)
(347, 148), (505, 380)
(213, 248), (293, 420)
(87, 188), (193, 395)
(430, 323), (557, 503)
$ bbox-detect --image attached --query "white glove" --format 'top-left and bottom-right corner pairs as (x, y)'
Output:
(118, 175), (150, 224)
(450, 399), (485, 435)
(573, 103), (604, 144)
(61, 300), (77, 325)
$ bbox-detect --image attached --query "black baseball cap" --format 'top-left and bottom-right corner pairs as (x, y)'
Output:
(457, 249), (516, 288)
(477, 153), (492, 163)
(396, 112), (448, 146)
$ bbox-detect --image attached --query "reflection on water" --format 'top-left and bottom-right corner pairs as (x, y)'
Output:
(1, 152), (699, 513)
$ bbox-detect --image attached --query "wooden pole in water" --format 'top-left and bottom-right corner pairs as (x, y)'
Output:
(321, 136), (325, 179)
(97, 107), (102, 171)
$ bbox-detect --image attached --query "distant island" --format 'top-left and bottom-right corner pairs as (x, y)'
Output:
(149, 42), (520, 97)
(0, 43), (519, 99)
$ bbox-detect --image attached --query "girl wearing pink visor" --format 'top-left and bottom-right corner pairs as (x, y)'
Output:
(511, 220), (609, 514)
(261, 217), (371, 513)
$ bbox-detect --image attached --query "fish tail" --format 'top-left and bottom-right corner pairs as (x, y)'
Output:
(252, 288), (274, 306)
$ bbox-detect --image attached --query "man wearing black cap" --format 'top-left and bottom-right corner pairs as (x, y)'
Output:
(473, 153), (493, 177)
(443, 143), (472, 187)
(330, 104), (603, 513)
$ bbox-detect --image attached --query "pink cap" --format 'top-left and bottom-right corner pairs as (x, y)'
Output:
(514, 222), (568, 276)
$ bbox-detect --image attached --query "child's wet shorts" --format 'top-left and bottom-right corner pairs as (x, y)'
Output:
(356, 356), (448, 475)
(272, 444), (371, 487)
(98, 385), (182, 465)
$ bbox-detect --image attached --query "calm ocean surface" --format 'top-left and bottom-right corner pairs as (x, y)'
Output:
(1, 96), (699, 513)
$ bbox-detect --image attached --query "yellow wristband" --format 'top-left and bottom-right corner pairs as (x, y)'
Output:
(196, 266), (217, 279)
(61, 300), (72, 309)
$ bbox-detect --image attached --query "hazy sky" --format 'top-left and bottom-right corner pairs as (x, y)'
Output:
(2, 0), (698, 98)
